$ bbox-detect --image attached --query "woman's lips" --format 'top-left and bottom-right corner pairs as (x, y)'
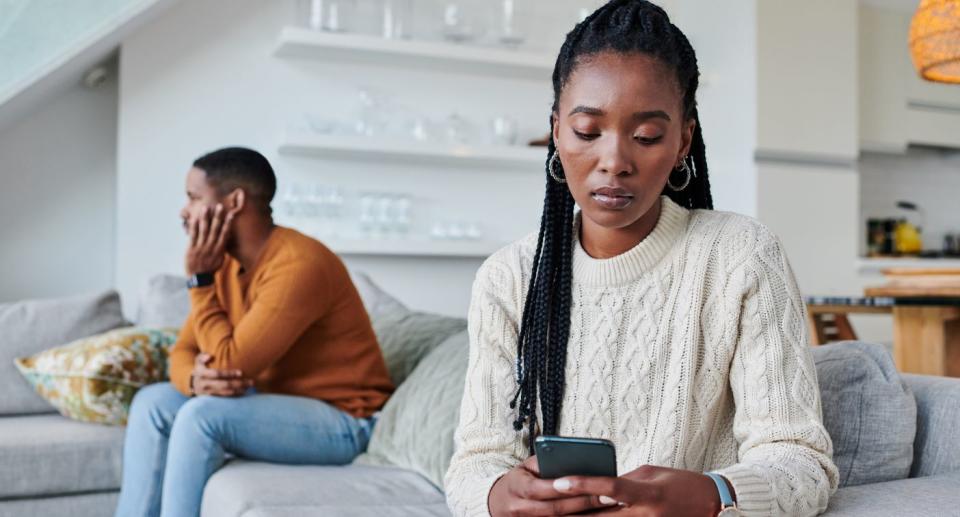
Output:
(591, 186), (634, 210)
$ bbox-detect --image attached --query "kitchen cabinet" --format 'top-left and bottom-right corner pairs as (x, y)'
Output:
(859, 5), (960, 152)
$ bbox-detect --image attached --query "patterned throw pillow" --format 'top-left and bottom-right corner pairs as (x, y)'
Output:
(14, 327), (178, 425)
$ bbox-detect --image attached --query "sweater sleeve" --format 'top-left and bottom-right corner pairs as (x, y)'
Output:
(715, 233), (839, 516)
(444, 258), (528, 517)
(190, 258), (330, 376)
(168, 311), (199, 396)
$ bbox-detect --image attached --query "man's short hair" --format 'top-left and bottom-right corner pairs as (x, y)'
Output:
(193, 147), (277, 215)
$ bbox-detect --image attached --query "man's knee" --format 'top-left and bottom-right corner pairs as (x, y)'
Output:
(172, 396), (236, 439)
(128, 382), (185, 431)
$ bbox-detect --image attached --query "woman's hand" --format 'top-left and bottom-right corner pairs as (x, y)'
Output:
(488, 456), (618, 516)
(552, 465), (728, 516)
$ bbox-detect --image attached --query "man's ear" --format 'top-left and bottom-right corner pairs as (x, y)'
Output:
(226, 188), (245, 217)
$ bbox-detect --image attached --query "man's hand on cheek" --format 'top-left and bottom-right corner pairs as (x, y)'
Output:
(185, 203), (234, 275)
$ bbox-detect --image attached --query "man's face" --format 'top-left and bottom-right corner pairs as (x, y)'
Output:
(180, 167), (222, 233)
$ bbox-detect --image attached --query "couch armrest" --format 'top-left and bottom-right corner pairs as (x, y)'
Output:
(903, 373), (960, 477)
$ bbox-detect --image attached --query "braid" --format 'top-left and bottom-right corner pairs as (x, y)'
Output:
(513, 0), (713, 451)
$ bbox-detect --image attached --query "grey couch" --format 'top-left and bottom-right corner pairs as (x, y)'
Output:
(2, 275), (959, 517)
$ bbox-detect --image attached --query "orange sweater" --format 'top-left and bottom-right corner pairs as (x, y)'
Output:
(169, 226), (394, 418)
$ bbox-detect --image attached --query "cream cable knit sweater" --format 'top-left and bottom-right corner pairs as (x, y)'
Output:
(444, 196), (839, 517)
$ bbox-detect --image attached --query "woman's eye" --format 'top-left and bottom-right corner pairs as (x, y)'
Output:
(635, 135), (663, 144)
(573, 129), (599, 141)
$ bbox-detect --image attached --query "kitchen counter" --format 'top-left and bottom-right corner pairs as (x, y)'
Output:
(856, 257), (960, 273)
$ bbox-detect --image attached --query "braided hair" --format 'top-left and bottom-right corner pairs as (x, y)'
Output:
(511, 0), (714, 451)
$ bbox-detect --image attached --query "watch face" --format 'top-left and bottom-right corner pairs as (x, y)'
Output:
(718, 508), (742, 517)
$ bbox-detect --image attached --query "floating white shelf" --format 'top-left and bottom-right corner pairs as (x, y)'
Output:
(279, 133), (547, 170)
(856, 257), (960, 273)
(317, 237), (502, 258)
(273, 26), (554, 79)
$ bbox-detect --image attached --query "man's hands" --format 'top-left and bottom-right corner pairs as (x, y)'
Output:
(489, 460), (727, 517)
(185, 204), (233, 276)
(190, 353), (253, 397)
(488, 456), (617, 516)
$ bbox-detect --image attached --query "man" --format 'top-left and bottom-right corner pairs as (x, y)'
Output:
(115, 147), (394, 517)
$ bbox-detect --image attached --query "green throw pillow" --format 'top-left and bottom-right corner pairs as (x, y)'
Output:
(14, 327), (178, 425)
(354, 329), (469, 487)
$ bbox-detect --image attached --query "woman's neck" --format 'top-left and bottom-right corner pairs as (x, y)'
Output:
(579, 197), (662, 259)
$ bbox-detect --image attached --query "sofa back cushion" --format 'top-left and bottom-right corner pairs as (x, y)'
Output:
(812, 341), (916, 487)
(136, 275), (190, 329)
(349, 272), (466, 386)
(902, 373), (960, 478)
(354, 329), (469, 487)
(0, 291), (128, 415)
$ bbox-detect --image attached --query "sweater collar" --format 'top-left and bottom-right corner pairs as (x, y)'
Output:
(572, 196), (690, 286)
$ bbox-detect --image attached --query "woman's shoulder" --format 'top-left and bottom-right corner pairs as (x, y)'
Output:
(686, 206), (783, 254)
(473, 231), (539, 291)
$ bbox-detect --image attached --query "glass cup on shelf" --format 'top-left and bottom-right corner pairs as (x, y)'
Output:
(441, 2), (482, 43)
(299, 0), (357, 32)
(360, 194), (377, 237)
(491, 116), (518, 146)
(466, 222), (483, 241)
(393, 195), (412, 235)
(445, 113), (474, 145)
(496, 0), (525, 47)
(281, 183), (306, 218)
(382, 0), (413, 40)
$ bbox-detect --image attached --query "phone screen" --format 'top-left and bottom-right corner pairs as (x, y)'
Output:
(534, 435), (618, 479)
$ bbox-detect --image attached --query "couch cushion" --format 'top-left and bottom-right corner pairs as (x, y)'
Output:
(0, 491), (119, 517)
(0, 414), (124, 498)
(0, 291), (128, 415)
(350, 273), (467, 386)
(902, 373), (960, 478)
(14, 327), (178, 425)
(200, 462), (449, 517)
(136, 274), (190, 328)
(354, 329), (468, 487)
(812, 341), (916, 487)
(823, 472), (960, 516)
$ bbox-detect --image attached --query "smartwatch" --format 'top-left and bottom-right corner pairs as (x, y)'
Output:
(705, 472), (741, 517)
(186, 272), (215, 289)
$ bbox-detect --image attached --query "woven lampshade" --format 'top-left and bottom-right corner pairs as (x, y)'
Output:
(909, 0), (960, 84)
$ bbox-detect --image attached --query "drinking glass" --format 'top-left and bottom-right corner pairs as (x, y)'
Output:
(382, 0), (413, 39)
(311, 0), (356, 32)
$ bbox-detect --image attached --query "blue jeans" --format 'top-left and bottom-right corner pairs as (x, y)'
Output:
(114, 382), (375, 517)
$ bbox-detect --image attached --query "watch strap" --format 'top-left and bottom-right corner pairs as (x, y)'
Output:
(705, 472), (736, 509)
(187, 272), (215, 289)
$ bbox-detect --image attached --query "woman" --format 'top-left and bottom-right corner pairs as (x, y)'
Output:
(444, 1), (838, 516)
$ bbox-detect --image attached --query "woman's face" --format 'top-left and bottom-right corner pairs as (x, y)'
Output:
(553, 51), (694, 232)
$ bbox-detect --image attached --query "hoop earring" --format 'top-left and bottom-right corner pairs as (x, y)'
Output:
(548, 150), (566, 184)
(668, 156), (693, 192)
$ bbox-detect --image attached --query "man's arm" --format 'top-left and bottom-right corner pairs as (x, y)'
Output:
(168, 311), (200, 396)
(190, 259), (331, 376)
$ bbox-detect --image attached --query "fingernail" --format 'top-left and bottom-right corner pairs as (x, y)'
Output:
(599, 496), (617, 506)
(553, 478), (571, 492)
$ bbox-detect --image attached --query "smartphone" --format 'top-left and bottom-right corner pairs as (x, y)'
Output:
(534, 435), (618, 479)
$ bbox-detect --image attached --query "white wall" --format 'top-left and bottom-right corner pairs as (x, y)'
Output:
(115, 0), (565, 318)
(670, 0), (757, 217)
(115, 0), (762, 319)
(0, 62), (117, 304)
